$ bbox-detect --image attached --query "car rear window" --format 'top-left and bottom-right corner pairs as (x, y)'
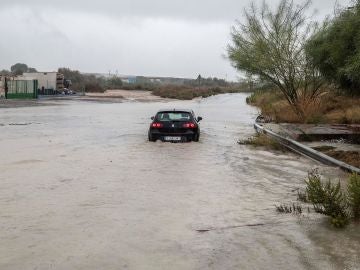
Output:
(156, 112), (191, 121)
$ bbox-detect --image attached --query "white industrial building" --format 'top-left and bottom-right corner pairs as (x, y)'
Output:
(18, 72), (64, 91)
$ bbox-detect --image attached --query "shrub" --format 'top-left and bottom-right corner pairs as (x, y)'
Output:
(59, 67), (107, 92)
(84, 83), (104, 93)
(305, 170), (349, 227)
(279, 171), (360, 228)
(305, 170), (325, 205)
(107, 76), (123, 89)
(348, 173), (360, 220)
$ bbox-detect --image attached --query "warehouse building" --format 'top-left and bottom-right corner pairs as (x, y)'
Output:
(18, 72), (65, 94)
(0, 72), (65, 99)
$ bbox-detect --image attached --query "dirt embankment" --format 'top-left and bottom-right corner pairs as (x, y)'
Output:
(248, 89), (360, 124)
(312, 146), (360, 168)
(248, 90), (360, 168)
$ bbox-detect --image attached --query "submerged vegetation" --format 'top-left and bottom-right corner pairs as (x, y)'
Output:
(305, 170), (349, 227)
(238, 133), (288, 152)
(276, 203), (304, 215)
(278, 170), (360, 228)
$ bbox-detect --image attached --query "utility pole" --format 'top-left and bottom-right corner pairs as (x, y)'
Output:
(4, 77), (8, 99)
(197, 74), (202, 90)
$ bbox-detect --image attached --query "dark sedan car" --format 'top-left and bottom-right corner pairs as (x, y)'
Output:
(148, 109), (202, 142)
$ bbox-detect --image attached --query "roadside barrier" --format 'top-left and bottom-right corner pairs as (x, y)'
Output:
(254, 123), (360, 174)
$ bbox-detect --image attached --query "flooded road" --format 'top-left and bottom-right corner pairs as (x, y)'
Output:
(0, 93), (359, 270)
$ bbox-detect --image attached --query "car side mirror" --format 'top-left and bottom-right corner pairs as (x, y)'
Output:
(197, 116), (203, 122)
(151, 116), (155, 120)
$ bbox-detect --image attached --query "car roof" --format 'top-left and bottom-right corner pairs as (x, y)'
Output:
(157, 109), (193, 113)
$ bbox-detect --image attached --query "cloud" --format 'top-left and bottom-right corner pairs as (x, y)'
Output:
(0, 0), (353, 80)
(2, 0), (350, 22)
(1, 0), (244, 22)
(0, 6), (234, 78)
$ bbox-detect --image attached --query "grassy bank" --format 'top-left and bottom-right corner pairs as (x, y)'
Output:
(247, 89), (360, 124)
(238, 133), (288, 152)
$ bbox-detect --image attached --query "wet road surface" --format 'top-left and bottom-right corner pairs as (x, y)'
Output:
(0, 94), (359, 270)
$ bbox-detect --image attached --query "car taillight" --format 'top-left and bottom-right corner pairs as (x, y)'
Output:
(183, 122), (197, 128)
(151, 122), (163, 128)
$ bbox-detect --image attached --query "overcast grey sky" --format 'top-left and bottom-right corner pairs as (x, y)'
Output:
(0, 0), (352, 80)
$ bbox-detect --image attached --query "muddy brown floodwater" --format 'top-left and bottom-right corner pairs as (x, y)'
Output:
(0, 93), (359, 270)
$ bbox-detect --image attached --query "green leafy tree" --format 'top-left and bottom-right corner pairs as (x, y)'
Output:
(58, 68), (105, 92)
(11, 63), (28, 75)
(306, 2), (360, 95)
(27, 67), (38, 73)
(58, 67), (84, 90)
(184, 77), (228, 87)
(10, 63), (37, 75)
(227, 0), (324, 121)
(0, 69), (11, 76)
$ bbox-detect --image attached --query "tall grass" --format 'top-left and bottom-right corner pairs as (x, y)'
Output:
(247, 89), (360, 124)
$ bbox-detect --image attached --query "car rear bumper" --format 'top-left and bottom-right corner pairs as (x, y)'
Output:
(150, 130), (197, 141)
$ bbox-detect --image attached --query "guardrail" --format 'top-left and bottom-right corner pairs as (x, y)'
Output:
(254, 123), (360, 174)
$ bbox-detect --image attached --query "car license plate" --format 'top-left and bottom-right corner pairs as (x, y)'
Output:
(164, 136), (181, 141)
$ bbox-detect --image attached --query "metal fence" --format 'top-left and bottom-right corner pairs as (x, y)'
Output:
(6, 80), (38, 99)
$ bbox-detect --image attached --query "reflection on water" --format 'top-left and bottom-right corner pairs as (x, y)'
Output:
(0, 93), (359, 270)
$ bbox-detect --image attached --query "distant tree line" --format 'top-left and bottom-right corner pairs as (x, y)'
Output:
(1, 64), (237, 93)
(184, 76), (229, 87)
